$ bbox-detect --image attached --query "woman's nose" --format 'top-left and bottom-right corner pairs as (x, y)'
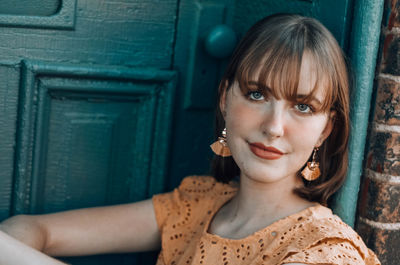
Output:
(261, 104), (285, 138)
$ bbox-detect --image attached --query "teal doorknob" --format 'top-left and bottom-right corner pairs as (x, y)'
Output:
(204, 24), (237, 59)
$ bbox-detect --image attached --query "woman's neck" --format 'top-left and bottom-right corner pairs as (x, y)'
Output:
(208, 173), (317, 239)
(232, 173), (315, 222)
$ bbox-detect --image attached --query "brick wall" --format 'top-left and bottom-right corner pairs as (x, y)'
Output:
(356, 0), (400, 264)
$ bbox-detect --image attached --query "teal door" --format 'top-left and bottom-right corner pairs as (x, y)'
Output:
(0, 1), (177, 264)
(0, 0), (354, 264)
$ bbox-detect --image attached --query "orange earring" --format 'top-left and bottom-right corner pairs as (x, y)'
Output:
(301, 148), (321, 181)
(210, 128), (231, 157)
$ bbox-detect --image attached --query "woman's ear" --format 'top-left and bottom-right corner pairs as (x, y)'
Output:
(316, 111), (336, 147)
(219, 80), (229, 118)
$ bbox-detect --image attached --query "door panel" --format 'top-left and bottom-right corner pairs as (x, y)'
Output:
(0, 0), (74, 29)
(0, 0), (60, 16)
(14, 61), (176, 215)
(13, 61), (175, 264)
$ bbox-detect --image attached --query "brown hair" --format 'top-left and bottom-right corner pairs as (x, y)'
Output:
(211, 13), (350, 206)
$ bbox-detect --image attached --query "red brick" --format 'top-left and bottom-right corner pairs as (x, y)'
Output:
(380, 33), (400, 76)
(358, 175), (400, 223)
(357, 220), (400, 265)
(386, 0), (400, 29)
(366, 131), (400, 175)
(373, 77), (400, 125)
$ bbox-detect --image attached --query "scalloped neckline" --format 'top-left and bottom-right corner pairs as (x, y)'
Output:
(203, 197), (323, 243)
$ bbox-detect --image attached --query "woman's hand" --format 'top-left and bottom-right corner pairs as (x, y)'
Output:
(0, 214), (48, 251)
(0, 230), (67, 265)
(0, 199), (161, 257)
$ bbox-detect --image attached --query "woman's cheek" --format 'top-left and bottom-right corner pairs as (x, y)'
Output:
(226, 103), (258, 133)
(291, 116), (329, 147)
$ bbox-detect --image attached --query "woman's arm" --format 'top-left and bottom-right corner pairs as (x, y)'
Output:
(0, 199), (160, 257)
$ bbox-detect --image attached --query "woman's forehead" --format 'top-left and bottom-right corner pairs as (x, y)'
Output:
(247, 53), (328, 100)
(297, 55), (327, 99)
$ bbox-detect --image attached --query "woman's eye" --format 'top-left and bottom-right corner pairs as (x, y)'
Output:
(295, 103), (313, 113)
(248, 91), (264, 101)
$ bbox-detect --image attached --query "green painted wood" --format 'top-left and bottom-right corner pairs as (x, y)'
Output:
(232, 0), (353, 48)
(15, 60), (176, 212)
(0, 1), (178, 263)
(13, 61), (176, 264)
(313, 0), (355, 49)
(0, 0), (76, 29)
(233, 0), (316, 37)
(0, 0), (176, 66)
(0, 64), (20, 221)
(332, 0), (385, 227)
(0, 0), (178, 264)
(169, 0), (236, 189)
(0, 0), (60, 16)
(0, 0), (178, 216)
(183, 2), (227, 109)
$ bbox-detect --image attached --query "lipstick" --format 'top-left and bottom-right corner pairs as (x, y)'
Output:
(249, 142), (284, 160)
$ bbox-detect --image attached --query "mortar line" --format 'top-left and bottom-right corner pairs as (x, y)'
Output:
(366, 169), (400, 185)
(359, 217), (400, 230)
(373, 122), (400, 134)
(378, 73), (400, 83)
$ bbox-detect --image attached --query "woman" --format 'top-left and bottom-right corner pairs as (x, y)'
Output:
(0, 14), (380, 265)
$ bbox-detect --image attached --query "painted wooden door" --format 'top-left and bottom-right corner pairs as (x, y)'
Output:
(0, 1), (177, 264)
(0, 0), (354, 265)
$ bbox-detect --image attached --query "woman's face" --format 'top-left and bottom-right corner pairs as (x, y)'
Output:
(220, 55), (333, 184)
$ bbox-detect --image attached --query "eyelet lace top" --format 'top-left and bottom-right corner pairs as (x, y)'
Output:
(152, 176), (380, 265)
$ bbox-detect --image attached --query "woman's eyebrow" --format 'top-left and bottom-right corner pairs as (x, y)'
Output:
(296, 94), (322, 105)
(248, 81), (272, 91)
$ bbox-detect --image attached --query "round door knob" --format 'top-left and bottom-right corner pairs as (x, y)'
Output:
(204, 24), (237, 59)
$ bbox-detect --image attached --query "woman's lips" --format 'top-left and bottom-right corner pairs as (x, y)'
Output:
(249, 142), (284, 160)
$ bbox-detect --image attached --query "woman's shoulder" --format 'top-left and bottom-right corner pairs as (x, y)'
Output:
(153, 175), (237, 202)
(277, 204), (380, 265)
(176, 175), (238, 196)
(305, 205), (366, 243)
(152, 176), (237, 231)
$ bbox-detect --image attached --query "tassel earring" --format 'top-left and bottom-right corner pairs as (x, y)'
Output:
(301, 148), (321, 181)
(210, 128), (231, 157)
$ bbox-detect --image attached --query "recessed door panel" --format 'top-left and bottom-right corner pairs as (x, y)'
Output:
(12, 61), (175, 264)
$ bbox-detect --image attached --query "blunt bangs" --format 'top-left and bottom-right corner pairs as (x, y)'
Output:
(235, 20), (339, 113)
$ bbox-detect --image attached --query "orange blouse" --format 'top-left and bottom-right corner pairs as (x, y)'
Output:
(152, 176), (380, 265)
